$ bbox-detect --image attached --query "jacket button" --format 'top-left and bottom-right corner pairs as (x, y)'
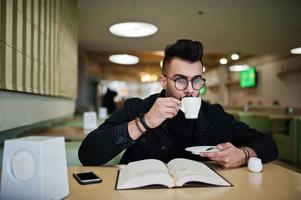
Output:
(141, 138), (146, 143)
(161, 145), (166, 150)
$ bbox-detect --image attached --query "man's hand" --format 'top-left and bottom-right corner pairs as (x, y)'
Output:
(200, 142), (246, 168)
(144, 97), (181, 128)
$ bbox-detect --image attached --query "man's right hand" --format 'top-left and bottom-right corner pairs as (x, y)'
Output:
(144, 97), (181, 128)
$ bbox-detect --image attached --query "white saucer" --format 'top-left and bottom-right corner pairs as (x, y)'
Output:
(185, 146), (219, 155)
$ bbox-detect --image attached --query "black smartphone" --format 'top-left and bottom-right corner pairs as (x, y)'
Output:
(73, 171), (102, 185)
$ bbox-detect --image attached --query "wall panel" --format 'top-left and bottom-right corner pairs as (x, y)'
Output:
(0, 0), (78, 99)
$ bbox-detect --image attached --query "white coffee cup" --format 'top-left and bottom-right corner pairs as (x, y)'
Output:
(179, 97), (202, 119)
(248, 157), (263, 173)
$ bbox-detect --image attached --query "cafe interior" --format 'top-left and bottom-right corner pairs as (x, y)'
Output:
(0, 0), (301, 198)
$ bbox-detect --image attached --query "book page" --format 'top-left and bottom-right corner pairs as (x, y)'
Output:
(167, 158), (231, 187)
(116, 159), (175, 189)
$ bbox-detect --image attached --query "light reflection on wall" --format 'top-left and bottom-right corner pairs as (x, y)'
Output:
(100, 80), (162, 101)
(140, 73), (158, 83)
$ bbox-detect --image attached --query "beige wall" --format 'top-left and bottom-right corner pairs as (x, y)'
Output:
(204, 55), (301, 109)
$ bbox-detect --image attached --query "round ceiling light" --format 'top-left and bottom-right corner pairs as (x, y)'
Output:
(231, 53), (240, 60)
(219, 58), (228, 65)
(229, 65), (250, 72)
(109, 22), (158, 38)
(290, 47), (301, 54)
(109, 54), (139, 65)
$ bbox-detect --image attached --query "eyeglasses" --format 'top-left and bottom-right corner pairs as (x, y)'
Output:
(164, 75), (206, 90)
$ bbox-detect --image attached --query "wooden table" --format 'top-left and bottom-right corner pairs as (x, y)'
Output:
(66, 163), (301, 200)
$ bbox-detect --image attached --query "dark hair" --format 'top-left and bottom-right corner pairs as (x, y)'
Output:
(162, 39), (203, 74)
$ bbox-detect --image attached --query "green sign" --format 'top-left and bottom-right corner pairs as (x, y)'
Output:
(240, 67), (256, 88)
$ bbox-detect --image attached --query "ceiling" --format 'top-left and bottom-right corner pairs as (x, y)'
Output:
(77, 0), (301, 81)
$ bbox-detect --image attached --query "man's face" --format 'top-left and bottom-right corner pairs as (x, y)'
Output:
(160, 58), (203, 99)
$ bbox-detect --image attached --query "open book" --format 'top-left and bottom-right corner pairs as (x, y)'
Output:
(116, 158), (232, 190)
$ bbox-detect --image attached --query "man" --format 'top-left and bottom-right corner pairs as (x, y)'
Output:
(79, 39), (278, 168)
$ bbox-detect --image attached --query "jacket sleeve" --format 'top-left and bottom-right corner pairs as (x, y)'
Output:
(78, 104), (136, 166)
(216, 105), (279, 163)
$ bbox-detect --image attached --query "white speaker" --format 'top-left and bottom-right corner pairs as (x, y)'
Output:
(0, 136), (69, 200)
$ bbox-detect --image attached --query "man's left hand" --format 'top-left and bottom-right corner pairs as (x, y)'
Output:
(200, 142), (246, 168)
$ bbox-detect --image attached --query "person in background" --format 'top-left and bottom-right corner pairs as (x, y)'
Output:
(101, 88), (117, 114)
(79, 39), (278, 168)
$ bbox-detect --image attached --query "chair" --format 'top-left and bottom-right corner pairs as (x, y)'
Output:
(65, 141), (82, 166)
(239, 112), (272, 136)
(295, 117), (301, 167)
(273, 117), (300, 166)
(65, 141), (124, 166)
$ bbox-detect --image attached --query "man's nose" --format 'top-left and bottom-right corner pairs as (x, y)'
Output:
(184, 81), (194, 96)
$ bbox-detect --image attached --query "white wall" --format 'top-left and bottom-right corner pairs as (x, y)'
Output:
(0, 91), (75, 132)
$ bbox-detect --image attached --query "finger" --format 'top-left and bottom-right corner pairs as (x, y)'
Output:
(204, 152), (231, 165)
(159, 98), (181, 107)
(165, 114), (177, 119)
(156, 102), (180, 112)
(203, 154), (228, 164)
(163, 97), (181, 104)
(162, 102), (181, 110)
(163, 103), (180, 111)
(163, 111), (178, 119)
(200, 149), (231, 158)
(161, 107), (179, 114)
(200, 151), (223, 158)
(217, 142), (233, 150)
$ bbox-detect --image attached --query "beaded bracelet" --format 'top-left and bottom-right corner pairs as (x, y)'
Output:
(244, 147), (250, 161)
(240, 147), (249, 165)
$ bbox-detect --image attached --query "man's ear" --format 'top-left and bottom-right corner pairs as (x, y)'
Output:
(159, 75), (166, 89)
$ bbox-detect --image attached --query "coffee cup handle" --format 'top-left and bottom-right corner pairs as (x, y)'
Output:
(179, 103), (185, 113)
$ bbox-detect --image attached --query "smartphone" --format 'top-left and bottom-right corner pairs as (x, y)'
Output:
(73, 171), (102, 185)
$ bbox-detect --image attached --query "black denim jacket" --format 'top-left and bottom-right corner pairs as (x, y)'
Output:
(78, 90), (278, 165)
